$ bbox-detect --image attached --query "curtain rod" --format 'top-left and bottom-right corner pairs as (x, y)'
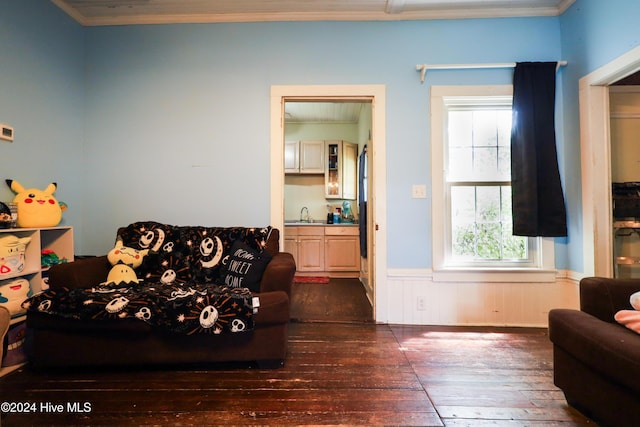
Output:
(415, 61), (568, 83)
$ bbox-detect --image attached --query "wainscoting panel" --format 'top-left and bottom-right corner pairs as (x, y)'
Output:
(386, 269), (581, 327)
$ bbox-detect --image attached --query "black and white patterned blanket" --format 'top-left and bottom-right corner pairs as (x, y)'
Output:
(23, 282), (256, 335)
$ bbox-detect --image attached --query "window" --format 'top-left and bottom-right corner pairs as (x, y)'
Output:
(431, 86), (554, 281)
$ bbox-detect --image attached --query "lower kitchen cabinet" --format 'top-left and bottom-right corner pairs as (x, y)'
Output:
(284, 226), (325, 272)
(284, 225), (359, 277)
(324, 227), (360, 274)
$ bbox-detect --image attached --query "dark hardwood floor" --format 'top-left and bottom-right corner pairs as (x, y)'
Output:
(0, 280), (595, 426)
(290, 277), (373, 323)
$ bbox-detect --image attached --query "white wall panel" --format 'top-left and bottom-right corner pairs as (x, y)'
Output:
(386, 269), (580, 327)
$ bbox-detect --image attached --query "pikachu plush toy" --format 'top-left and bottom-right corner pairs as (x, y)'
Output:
(5, 180), (63, 228)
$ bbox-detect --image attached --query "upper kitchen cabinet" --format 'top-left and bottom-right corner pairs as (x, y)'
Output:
(325, 140), (357, 200)
(284, 140), (325, 174)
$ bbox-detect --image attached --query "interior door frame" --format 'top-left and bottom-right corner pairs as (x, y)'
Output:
(580, 45), (640, 277)
(270, 84), (387, 322)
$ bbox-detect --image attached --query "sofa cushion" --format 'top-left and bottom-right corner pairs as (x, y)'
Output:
(181, 226), (273, 284)
(219, 240), (272, 292)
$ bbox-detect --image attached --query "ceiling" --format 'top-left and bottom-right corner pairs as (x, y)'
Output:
(53, 0), (576, 26)
(285, 102), (367, 124)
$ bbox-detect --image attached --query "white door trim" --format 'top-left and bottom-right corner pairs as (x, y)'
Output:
(270, 84), (388, 322)
(580, 45), (640, 276)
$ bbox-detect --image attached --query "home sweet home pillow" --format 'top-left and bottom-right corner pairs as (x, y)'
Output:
(219, 240), (272, 292)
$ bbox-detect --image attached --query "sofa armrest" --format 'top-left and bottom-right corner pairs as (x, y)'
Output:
(47, 256), (111, 290)
(549, 307), (640, 395)
(580, 277), (640, 323)
(259, 252), (295, 298)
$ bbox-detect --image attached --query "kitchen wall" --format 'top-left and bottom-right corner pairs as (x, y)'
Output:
(610, 88), (640, 183)
(284, 109), (371, 222)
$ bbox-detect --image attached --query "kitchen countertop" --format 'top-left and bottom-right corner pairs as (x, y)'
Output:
(284, 221), (358, 226)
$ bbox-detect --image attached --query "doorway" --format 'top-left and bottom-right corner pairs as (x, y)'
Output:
(580, 45), (640, 277)
(270, 85), (387, 322)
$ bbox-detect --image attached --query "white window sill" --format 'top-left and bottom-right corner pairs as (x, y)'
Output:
(432, 268), (558, 283)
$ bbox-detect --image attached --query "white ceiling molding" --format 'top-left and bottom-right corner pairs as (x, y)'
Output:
(52, 0), (576, 27)
(385, 0), (406, 15)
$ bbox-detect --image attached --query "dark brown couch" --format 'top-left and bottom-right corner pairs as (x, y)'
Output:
(24, 223), (295, 369)
(549, 277), (640, 426)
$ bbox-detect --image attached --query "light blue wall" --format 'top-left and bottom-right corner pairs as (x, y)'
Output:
(0, 1), (85, 247)
(558, 0), (640, 273)
(14, 1), (631, 274)
(81, 18), (562, 258)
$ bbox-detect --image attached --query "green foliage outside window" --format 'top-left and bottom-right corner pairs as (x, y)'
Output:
(448, 108), (527, 262)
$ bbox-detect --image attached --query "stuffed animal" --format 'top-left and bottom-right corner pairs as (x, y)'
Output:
(101, 238), (149, 286)
(0, 278), (30, 317)
(3, 322), (27, 366)
(615, 290), (640, 333)
(0, 234), (31, 276)
(6, 180), (63, 228)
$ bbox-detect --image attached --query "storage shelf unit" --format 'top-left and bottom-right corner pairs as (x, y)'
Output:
(0, 226), (73, 376)
(613, 220), (640, 278)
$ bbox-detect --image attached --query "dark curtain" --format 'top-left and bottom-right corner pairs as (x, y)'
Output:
(510, 62), (567, 237)
(358, 145), (368, 258)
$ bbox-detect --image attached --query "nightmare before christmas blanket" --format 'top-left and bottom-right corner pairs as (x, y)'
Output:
(22, 282), (256, 335)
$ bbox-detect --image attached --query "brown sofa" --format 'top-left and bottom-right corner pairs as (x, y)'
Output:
(549, 277), (640, 426)
(24, 222), (295, 369)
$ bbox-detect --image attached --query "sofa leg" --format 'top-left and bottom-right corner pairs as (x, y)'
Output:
(256, 359), (285, 369)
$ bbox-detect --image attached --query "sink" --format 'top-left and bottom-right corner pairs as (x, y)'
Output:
(284, 220), (325, 225)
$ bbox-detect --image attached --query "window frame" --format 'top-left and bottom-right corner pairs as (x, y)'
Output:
(430, 85), (556, 283)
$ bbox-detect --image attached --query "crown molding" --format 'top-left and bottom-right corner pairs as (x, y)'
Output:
(53, 2), (575, 27)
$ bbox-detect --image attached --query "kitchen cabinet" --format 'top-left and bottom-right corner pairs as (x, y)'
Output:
(284, 226), (325, 272)
(284, 225), (359, 277)
(284, 140), (325, 174)
(325, 140), (357, 200)
(324, 227), (361, 273)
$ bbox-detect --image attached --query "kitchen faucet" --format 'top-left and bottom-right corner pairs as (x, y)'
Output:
(300, 206), (309, 223)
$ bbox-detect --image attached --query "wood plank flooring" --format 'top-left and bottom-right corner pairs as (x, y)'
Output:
(0, 280), (595, 426)
(290, 278), (373, 323)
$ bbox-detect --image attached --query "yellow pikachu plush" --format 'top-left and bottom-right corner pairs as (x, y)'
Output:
(6, 180), (62, 228)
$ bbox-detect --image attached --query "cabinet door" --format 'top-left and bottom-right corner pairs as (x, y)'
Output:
(284, 141), (300, 174)
(298, 235), (324, 272)
(325, 141), (341, 198)
(283, 234), (299, 269)
(342, 142), (358, 200)
(300, 140), (325, 173)
(325, 235), (361, 272)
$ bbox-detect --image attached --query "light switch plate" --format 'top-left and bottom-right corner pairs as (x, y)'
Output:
(412, 184), (427, 199)
(0, 124), (14, 142)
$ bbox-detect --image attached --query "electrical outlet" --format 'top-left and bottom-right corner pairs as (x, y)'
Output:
(417, 296), (426, 311)
(412, 184), (427, 199)
(0, 124), (13, 142)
